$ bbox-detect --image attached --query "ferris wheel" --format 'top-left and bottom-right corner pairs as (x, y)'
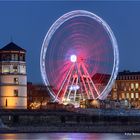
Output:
(40, 10), (119, 106)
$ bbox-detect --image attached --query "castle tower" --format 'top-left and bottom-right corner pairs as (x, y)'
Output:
(0, 42), (27, 109)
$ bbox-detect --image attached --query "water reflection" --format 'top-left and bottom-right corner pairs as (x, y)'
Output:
(0, 133), (140, 140)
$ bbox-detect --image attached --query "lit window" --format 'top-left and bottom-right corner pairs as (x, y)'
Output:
(131, 93), (134, 98)
(136, 83), (139, 89)
(14, 78), (19, 84)
(11, 54), (14, 61)
(15, 54), (18, 61)
(13, 65), (18, 73)
(113, 88), (117, 91)
(20, 65), (26, 74)
(14, 89), (18, 97)
(11, 54), (18, 61)
(126, 93), (129, 98)
(136, 93), (139, 99)
(131, 83), (134, 89)
(124, 87), (126, 91)
(20, 54), (24, 61)
(2, 65), (10, 73)
(113, 92), (117, 99)
(122, 93), (125, 99)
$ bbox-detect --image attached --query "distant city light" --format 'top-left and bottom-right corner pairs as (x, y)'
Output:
(70, 55), (77, 62)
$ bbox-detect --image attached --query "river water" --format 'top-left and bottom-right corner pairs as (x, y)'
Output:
(0, 133), (139, 140)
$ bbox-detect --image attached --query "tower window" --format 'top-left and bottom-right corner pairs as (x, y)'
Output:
(5, 99), (8, 107)
(13, 65), (18, 73)
(11, 54), (18, 61)
(11, 54), (14, 61)
(20, 54), (23, 61)
(2, 65), (10, 73)
(14, 90), (18, 97)
(20, 65), (26, 74)
(5, 54), (11, 61)
(15, 54), (18, 61)
(14, 78), (19, 84)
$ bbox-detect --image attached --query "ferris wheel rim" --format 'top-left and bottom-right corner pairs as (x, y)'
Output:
(40, 10), (119, 101)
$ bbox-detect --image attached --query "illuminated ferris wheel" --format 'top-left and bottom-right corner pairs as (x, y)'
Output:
(40, 10), (119, 106)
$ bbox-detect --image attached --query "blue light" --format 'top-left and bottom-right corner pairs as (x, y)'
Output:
(69, 85), (80, 90)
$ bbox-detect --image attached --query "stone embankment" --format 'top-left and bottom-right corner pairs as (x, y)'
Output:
(0, 109), (140, 133)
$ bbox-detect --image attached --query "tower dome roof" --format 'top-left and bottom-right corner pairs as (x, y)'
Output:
(0, 42), (26, 52)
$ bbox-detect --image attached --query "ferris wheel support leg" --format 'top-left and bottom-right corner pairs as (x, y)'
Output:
(80, 63), (94, 98)
(77, 63), (90, 99)
(73, 76), (79, 102)
(82, 63), (100, 97)
(81, 64), (95, 99)
(61, 67), (73, 102)
(54, 64), (74, 102)
(66, 73), (76, 101)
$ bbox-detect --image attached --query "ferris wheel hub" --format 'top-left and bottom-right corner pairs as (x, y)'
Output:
(70, 54), (77, 62)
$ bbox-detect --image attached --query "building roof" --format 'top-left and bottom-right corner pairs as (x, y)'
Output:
(118, 70), (140, 76)
(92, 73), (110, 84)
(0, 42), (26, 52)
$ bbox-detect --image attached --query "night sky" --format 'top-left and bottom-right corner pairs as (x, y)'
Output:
(0, 1), (140, 83)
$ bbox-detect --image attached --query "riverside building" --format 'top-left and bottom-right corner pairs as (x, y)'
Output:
(109, 71), (140, 108)
(0, 42), (27, 109)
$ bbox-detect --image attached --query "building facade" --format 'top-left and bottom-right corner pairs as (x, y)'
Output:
(0, 42), (27, 109)
(27, 82), (51, 109)
(109, 71), (140, 108)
